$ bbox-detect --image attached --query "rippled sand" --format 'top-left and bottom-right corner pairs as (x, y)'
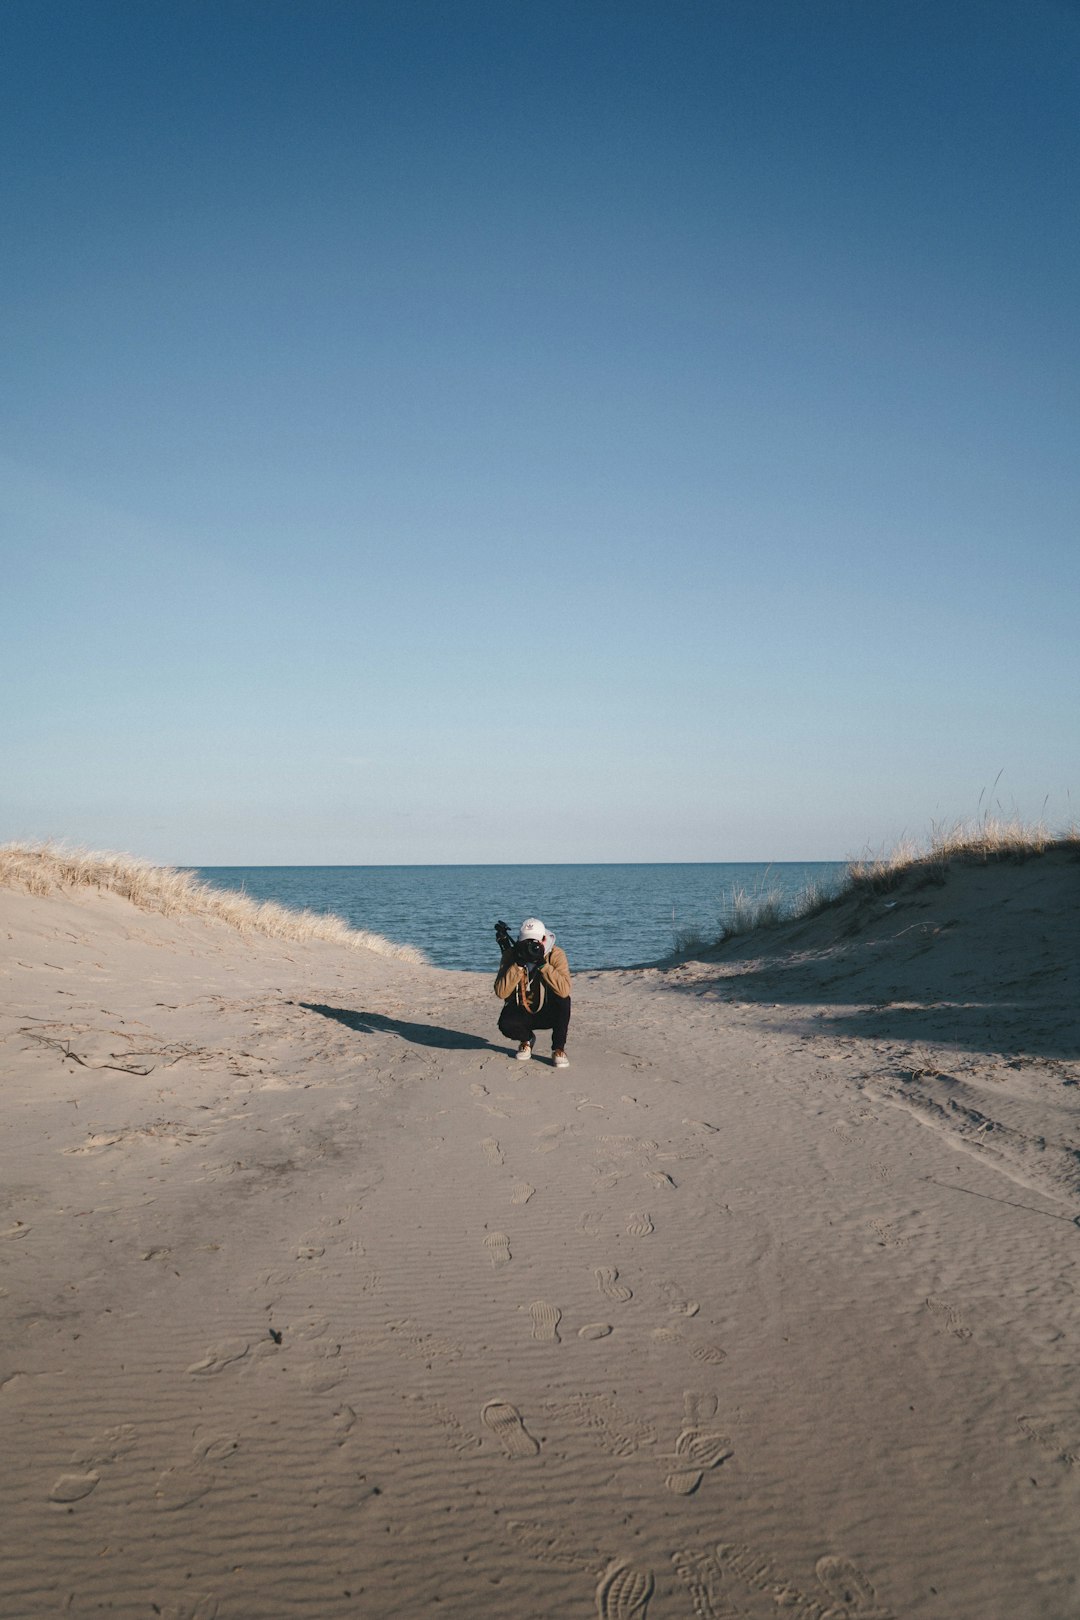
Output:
(2, 853), (1078, 1618)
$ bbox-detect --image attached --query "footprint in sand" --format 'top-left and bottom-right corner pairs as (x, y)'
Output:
(332, 1405), (357, 1446)
(662, 1425), (733, 1494)
(49, 1472), (99, 1503)
(684, 1391), (718, 1425)
(869, 1218), (908, 1249)
(579, 1323), (614, 1340)
(481, 1137), (505, 1166)
(689, 1340), (727, 1365)
(387, 1318), (463, 1363)
(484, 1231), (512, 1268)
(594, 1265), (633, 1303)
(1017, 1414), (1079, 1466)
(71, 1424), (137, 1468)
(626, 1212), (654, 1236)
(536, 1122), (581, 1153)
(926, 1295), (972, 1341)
(815, 1555), (884, 1612)
(556, 1392), (655, 1457)
(598, 1134), (637, 1157)
(511, 1181), (535, 1205)
(672, 1548), (727, 1618)
(152, 1466), (214, 1511)
(653, 1141), (706, 1165)
(470, 1083), (488, 1097)
(186, 1340), (249, 1375)
(644, 1169), (676, 1191)
(659, 1280), (699, 1317)
(529, 1301), (562, 1342)
(504, 1517), (597, 1572)
(596, 1559), (655, 1618)
(675, 1431), (731, 1469)
(302, 1359), (347, 1394)
(714, 1537), (889, 1618)
(481, 1399), (540, 1458)
(411, 1398), (483, 1454)
(652, 1327), (727, 1364)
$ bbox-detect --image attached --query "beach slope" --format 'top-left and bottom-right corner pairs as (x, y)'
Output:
(1, 856), (1078, 1619)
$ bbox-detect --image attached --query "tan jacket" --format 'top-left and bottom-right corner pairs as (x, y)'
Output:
(494, 945), (571, 1008)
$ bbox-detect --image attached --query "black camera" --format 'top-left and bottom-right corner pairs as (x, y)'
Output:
(495, 921), (545, 966)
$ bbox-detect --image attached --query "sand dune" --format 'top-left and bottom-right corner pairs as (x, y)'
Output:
(1, 854), (1078, 1618)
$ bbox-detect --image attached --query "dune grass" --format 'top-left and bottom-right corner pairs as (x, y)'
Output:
(706, 875), (836, 946)
(846, 815), (1072, 891)
(0, 841), (426, 963)
(686, 816), (1080, 952)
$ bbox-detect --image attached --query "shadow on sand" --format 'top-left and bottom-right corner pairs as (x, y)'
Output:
(302, 1002), (503, 1053)
(659, 946), (1076, 1060)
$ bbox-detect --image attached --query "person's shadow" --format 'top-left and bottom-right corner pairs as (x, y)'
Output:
(301, 1002), (503, 1053)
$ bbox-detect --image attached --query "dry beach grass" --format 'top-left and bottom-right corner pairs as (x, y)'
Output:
(0, 841), (425, 963)
(690, 817), (1080, 950)
(846, 814), (1077, 891)
(1, 832), (1079, 1617)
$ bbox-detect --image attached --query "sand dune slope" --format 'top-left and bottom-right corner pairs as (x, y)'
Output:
(1, 867), (1078, 1619)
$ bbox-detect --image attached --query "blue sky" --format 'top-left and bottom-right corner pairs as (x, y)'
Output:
(3, 0), (1078, 863)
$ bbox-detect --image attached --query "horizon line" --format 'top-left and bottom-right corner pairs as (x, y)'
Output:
(186, 857), (849, 869)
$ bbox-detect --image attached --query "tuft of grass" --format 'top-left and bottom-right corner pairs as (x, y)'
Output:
(724, 885), (787, 937)
(714, 875), (841, 944)
(0, 841), (426, 963)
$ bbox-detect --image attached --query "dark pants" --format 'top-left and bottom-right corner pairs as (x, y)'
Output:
(498, 993), (571, 1052)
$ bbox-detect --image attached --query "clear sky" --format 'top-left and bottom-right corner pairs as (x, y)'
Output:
(3, 1), (1078, 864)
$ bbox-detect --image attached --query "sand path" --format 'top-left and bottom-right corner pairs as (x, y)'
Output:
(1, 883), (1078, 1617)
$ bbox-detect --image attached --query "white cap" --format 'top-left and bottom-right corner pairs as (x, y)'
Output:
(518, 917), (555, 951)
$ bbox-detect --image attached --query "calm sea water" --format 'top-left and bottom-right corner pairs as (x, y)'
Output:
(193, 863), (846, 972)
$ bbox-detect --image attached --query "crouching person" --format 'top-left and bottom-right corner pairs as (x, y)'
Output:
(494, 917), (571, 1068)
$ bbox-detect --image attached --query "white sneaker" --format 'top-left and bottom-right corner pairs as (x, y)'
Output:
(515, 1041), (534, 1061)
(552, 1050), (570, 1069)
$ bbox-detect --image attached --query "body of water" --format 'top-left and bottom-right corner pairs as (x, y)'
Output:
(193, 863), (847, 972)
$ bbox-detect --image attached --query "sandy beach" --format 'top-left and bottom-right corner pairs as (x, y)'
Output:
(2, 852), (1078, 1619)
